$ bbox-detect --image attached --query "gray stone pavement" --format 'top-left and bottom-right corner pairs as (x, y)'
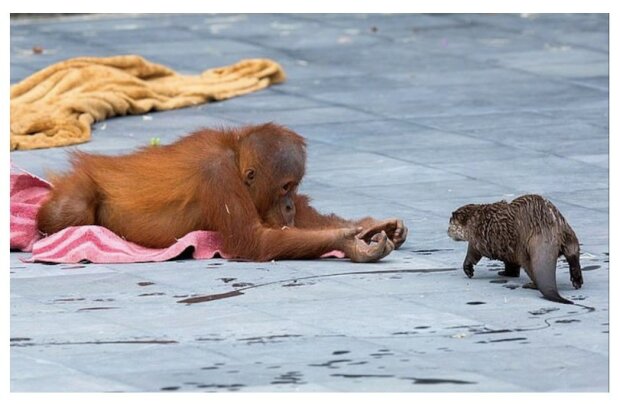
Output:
(10, 13), (608, 392)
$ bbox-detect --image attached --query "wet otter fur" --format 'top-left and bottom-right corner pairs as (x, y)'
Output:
(448, 194), (583, 304)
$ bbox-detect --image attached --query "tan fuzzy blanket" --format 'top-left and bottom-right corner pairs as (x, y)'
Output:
(10, 55), (286, 151)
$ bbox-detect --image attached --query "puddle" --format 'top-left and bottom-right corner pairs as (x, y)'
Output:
(54, 297), (86, 302)
(137, 282), (155, 286)
(160, 386), (180, 391)
(138, 292), (165, 297)
(11, 339), (178, 347)
(283, 281), (314, 287)
(403, 377), (475, 385)
(489, 279), (508, 284)
(178, 290), (243, 304)
(197, 383), (245, 390)
(77, 307), (118, 311)
(502, 284), (520, 290)
(477, 337), (527, 344)
(331, 373), (393, 378)
(466, 301), (486, 305)
(370, 351), (394, 358)
(581, 265), (600, 271)
(555, 319), (580, 324)
(528, 307), (560, 316)
(231, 282), (254, 288)
(219, 277), (236, 283)
(271, 371), (305, 385)
(238, 334), (302, 344)
(333, 350), (350, 355)
(309, 359), (351, 368)
(473, 328), (512, 335)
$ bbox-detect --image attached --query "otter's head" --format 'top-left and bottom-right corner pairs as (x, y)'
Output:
(447, 204), (478, 241)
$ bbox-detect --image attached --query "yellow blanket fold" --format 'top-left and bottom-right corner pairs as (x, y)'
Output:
(10, 55), (286, 151)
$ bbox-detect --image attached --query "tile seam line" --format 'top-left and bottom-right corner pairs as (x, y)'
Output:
(10, 351), (142, 391)
(297, 134), (606, 206)
(447, 14), (609, 55)
(239, 302), (431, 357)
(285, 13), (480, 41)
(280, 14), (609, 95)
(16, 15), (606, 160)
(270, 86), (608, 172)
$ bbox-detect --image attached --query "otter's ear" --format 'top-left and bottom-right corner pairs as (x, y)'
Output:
(244, 168), (256, 186)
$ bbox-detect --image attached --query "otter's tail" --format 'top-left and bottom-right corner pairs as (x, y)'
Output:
(530, 239), (574, 305)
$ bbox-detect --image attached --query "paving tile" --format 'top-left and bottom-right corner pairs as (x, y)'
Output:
(219, 106), (379, 126)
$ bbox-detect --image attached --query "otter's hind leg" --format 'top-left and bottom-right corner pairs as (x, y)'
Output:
(566, 254), (583, 289)
(561, 228), (583, 289)
(499, 262), (521, 277)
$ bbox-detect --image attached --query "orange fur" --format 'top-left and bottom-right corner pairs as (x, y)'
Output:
(37, 123), (400, 261)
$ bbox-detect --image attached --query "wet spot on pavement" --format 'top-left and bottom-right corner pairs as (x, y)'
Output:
(529, 307), (560, 315)
(403, 377), (476, 385)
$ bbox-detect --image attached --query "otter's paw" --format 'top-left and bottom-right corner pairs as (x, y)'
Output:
(570, 270), (583, 289)
(463, 264), (474, 278)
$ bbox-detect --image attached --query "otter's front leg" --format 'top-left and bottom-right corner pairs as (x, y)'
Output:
(463, 243), (482, 278)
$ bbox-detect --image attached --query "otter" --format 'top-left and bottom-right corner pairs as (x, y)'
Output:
(447, 194), (583, 304)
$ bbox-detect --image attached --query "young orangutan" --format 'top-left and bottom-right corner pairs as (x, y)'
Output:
(37, 123), (408, 262)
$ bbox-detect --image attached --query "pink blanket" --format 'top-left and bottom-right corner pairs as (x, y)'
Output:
(10, 166), (344, 264)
